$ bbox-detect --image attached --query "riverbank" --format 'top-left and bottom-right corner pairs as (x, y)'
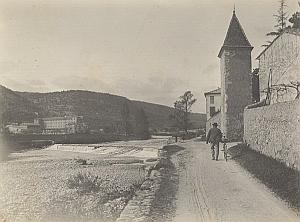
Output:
(116, 144), (184, 222)
(0, 138), (168, 222)
(2, 133), (139, 149)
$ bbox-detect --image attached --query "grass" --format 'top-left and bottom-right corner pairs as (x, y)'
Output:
(149, 144), (184, 221)
(229, 144), (300, 212)
(162, 144), (185, 156)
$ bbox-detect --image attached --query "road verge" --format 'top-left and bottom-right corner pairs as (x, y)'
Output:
(116, 144), (184, 222)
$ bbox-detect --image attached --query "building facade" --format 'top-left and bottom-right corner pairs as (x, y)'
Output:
(204, 88), (221, 120)
(37, 116), (86, 134)
(256, 28), (300, 104)
(5, 122), (41, 134)
(6, 116), (87, 135)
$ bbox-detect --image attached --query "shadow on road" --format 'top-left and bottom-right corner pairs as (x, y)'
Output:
(229, 144), (300, 212)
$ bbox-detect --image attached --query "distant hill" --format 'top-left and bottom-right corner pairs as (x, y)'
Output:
(0, 85), (41, 125)
(132, 100), (206, 129)
(0, 85), (206, 131)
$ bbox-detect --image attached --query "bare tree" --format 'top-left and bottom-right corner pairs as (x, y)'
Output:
(273, 81), (300, 99)
(171, 91), (196, 134)
(262, 81), (300, 103)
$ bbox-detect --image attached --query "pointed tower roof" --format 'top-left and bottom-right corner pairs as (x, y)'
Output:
(218, 10), (253, 58)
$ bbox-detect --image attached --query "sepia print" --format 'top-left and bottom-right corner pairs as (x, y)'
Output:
(0, 0), (299, 221)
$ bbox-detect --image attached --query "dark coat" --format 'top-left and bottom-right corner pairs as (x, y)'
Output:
(206, 127), (222, 143)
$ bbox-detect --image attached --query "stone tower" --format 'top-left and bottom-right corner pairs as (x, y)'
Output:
(218, 10), (253, 141)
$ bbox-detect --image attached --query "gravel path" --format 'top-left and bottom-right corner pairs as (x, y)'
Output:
(172, 140), (299, 222)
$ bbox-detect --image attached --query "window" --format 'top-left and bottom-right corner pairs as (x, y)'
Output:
(210, 96), (214, 104)
(210, 107), (216, 117)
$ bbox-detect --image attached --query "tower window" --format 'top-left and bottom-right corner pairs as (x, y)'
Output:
(210, 107), (216, 117)
(210, 96), (214, 104)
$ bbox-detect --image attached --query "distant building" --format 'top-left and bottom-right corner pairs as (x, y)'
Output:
(36, 116), (86, 134)
(5, 122), (41, 134)
(6, 123), (28, 134)
(6, 116), (87, 135)
(256, 28), (300, 104)
(204, 88), (221, 120)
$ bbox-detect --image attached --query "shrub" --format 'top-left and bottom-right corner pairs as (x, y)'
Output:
(75, 158), (88, 165)
(67, 172), (106, 194)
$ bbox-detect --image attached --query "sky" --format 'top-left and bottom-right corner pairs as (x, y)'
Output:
(0, 0), (299, 113)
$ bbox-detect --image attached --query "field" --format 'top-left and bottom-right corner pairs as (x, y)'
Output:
(0, 138), (167, 222)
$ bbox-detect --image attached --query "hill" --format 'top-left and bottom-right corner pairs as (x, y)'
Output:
(0, 85), (206, 131)
(132, 100), (206, 130)
(0, 85), (41, 125)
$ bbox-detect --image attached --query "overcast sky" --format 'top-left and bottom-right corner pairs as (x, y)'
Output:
(0, 0), (299, 113)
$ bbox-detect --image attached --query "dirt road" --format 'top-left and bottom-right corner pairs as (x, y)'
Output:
(172, 140), (299, 222)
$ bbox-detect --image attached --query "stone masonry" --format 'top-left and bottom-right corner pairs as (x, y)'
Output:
(244, 99), (300, 171)
(218, 11), (253, 141)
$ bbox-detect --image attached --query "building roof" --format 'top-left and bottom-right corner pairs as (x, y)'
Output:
(204, 88), (221, 96)
(39, 116), (78, 121)
(218, 11), (253, 58)
(256, 28), (300, 60)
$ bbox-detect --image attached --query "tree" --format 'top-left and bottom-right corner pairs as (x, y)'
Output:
(171, 91), (196, 134)
(264, 81), (300, 101)
(263, 0), (289, 47)
(289, 2), (300, 28)
(289, 12), (300, 28)
(267, 0), (289, 36)
(134, 108), (150, 139)
(120, 102), (132, 136)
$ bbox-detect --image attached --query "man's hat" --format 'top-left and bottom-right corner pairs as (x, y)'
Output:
(212, 122), (218, 126)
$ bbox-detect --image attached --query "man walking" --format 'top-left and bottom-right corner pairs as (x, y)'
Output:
(206, 123), (222, 161)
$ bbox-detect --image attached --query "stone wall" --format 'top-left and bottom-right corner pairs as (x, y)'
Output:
(258, 31), (300, 103)
(206, 112), (221, 134)
(244, 99), (300, 171)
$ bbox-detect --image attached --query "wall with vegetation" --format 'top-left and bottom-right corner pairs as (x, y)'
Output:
(258, 31), (300, 103)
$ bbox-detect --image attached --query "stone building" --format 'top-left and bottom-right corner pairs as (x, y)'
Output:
(205, 10), (253, 141)
(34, 116), (87, 134)
(243, 28), (300, 170)
(256, 28), (300, 104)
(218, 10), (253, 141)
